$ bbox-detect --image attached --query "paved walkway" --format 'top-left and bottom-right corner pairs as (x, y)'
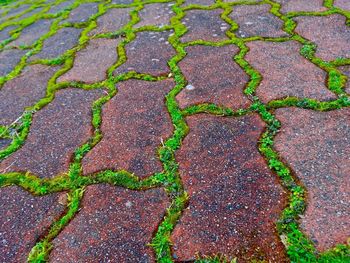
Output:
(0, 0), (349, 262)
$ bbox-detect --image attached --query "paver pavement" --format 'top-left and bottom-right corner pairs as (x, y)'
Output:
(0, 0), (349, 262)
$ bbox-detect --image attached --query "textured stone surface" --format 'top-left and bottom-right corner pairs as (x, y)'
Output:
(0, 49), (26, 76)
(0, 88), (103, 178)
(275, 108), (350, 251)
(47, 0), (74, 15)
(245, 41), (337, 102)
(176, 44), (250, 109)
(334, 0), (350, 10)
(0, 186), (66, 263)
(64, 3), (98, 23)
(114, 31), (175, 76)
(180, 9), (229, 42)
(58, 38), (121, 83)
(82, 79), (173, 177)
(135, 3), (174, 28)
(50, 185), (169, 263)
(0, 65), (59, 126)
(294, 14), (350, 61)
(171, 114), (287, 262)
(182, 0), (214, 6)
(0, 25), (16, 42)
(230, 4), (288, 38)
(111, 0), (134, 4)
(339, 66), (350, 94)
(0, 4), (29, 23)
(275, 0), (326, 13)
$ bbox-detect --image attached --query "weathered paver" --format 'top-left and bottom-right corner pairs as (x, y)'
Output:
(339, 66), (350, 94)
(0, 186), (66, 263)
(82, 79), (173, 177)
(0, 49), (26, 76)
(275, 0), (326, 13)
(50, 185), (169, 263)
(135, 3), (174, 28)
(111, 0), (134, 4)
(63, 3), (98, 24)
(182, 0), (214, 6)
(47, 0), (74, 15)
(176, 44), (250, 109)
(0, 65), (59, 126)
(180, 9), (229, 42)
(58, 38), (121, 83)
(113, 31), (175, 76)
(334, 0), (350, 10)
(230, 4), (288, 38)
(245, 41), (337, 102)
(0, 25), (16, 42)
(294, 14), (350, 61)
(171, 114), (287, 262)
(0, 88), (103, 178)
(275, 108), (350, 251)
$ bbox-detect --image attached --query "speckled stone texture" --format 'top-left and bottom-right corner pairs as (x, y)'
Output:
(245, 41), (337, 103)
(136, 3), (174, 28)
(82, 79), (173, 177)
(334, 0), (350, 10)
(275, 108), (350, 251)
(63, 3), (98, 24)
(294, 14), (350, 61)
(182, 0), (214, 6)
(0, 186), (66, 263)
(176, 44), (250, 109)
(339, 66), (350, 94)
(0, 25), (16, 42)
(47, 0), (74, 15)
(171, 114), (287, 262)
(0, 88), (103, 178)
(275, 0), (326, 13)
(49, 184), (169, 263)
(0, 49), (27, 76)
(230, 4), (288, 38)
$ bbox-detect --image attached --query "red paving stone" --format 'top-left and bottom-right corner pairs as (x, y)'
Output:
(82, 79), (174, 178)
(135, 3), (174, 28)
(0, 88), (103, 178)
(0, 65), (59, 126)
(0, 49), (26, 76)
(294, 14), (350, 61)
(275, 0), (326, 13)
(171, 114), (287, 262)
(180, 9), (229, 42)
(0, 186), (66, 263)
(113, 31), (175, 76)
(245, 40), (337, 103)
(339, 66), (350, 94)
(58, 38), (121, 84)
(230, 4), (288, 38)
(176, 44), (251, 109)
(334, 0), (350, 10)
(275, 108), (350, 251)
(49, 184), (169, 263)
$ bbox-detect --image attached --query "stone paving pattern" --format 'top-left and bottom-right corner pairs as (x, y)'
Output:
(0, 0), (349, 262)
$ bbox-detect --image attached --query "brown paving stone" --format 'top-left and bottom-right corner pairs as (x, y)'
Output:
(275, 108), (350, 251)
(339, 66), (350, 94)
(0, 88), (103, 178)
(63, 3), (98, 24)
(275, 0), (326, 13)
(0, 49), (26, 76)
(230, 4), (288, 38)
(30, 27), (82, 61)
(334, 0), (350, 10)
(176, 45), (250, 110)
(58, 38), (121, 84)
(113, 31), (175, 76)
(0, 65), (59, 126)
(135, 3), (174, 28)
(88, 7), (132, 36)
(0, 186), (66, 263)
(180, 9), (229, 42)
(171, 114), (288, 262)
(50, 184), (169, 263)
(294, 14), (350, 61)
(245, 41), (337, 103)
(182, 0), (214, 6)
(82, 79), (173, 178)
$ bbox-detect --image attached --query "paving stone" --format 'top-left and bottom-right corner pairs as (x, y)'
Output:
(14, 6), (43, 21)
(50, 184), (169, 263)
(275, 108), (350, 251)
(229, 4), (288, 38)
(180, 9), (229, 42)
(171, 114), (287, 262)
(30, 27), (82, 61)
(275, 0), (326, 13)
(182, 0), (214, 6)
(0, 88), (103, 178)
(113, 30), (175, 76)
(339, 66), (350, 94)
(58, 38), (121, 84)
(47, 0), (74, 15)
(294, 14), (350, 61)
(8, 19), (52, 47)
(0, 49), (27, 76)
(334, 0), (350, 10)
(0, 139), (11, 151)
(223, 0), (262, 2)
(0, 65), (59, 126)
(245, 41), (337, 102)
(0, 25), (17, 42)
(135, 3), (174, 28)
(111, 0), (134, 4)
(176, 45), (250, 110)
(0, 4), (29, 23)
(82, 79), (174, 177)
(88, 7), (132, 36)
(0, 186), (66, 263)
(63, 3), (98, 24)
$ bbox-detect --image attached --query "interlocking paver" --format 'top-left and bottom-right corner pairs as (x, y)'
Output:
(275, 0), (326, 13)
(339, 66), (350, 94)
(63, 3), (98, 24)
(182, 0), (214, 6)
(49, 185), (169, 263)
(171, 114), (287, 262)
(334, 0), (350, 10)
(0, 49), (26, 76)
(135, 3), (174, 28)
(82, 79), (173, 177)
(176, 44), (250, 109)
(0, 25), (16, 42)
(245, 41), (337, 102)
(275, 108), (350, 251)
(47, 0), (74, 15)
